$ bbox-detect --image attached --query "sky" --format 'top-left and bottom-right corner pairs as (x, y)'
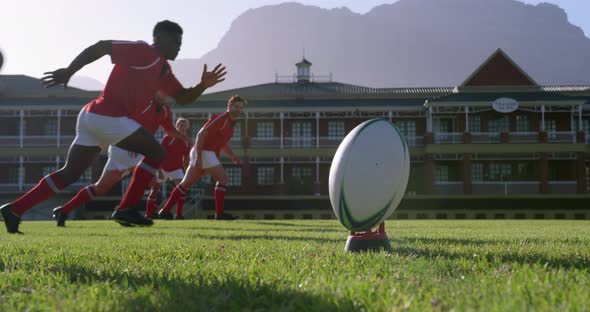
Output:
(1, 0), (588, 83)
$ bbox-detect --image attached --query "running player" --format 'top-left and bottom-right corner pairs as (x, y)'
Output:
(1, 20), (226, 233)
(145, 118), (191, 220)
(51, 101), (182, 227)
(158, 95), (244, 220)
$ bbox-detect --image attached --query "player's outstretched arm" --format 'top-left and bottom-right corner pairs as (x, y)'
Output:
(173, 64), (227, 105)
(164, 127), (189, 144)
(41, 40), (112, 88)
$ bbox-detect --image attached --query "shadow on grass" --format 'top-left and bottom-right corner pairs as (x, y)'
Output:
(390, 237), (590, 270)
(44, 264), (353, 311)
(166, 225), (345, 234)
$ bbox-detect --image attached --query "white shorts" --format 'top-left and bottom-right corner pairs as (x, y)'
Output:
(189, 148), (220, 169)
(72, 110), (141, 149)
(104, 145), (143, 172)
(157, 168), (184, 182)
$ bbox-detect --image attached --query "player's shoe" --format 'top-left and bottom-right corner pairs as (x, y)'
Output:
(215, 213), (239, 221)
(174, 214), (185, 220)
(157, 210), (174, 220)
(52, 207), (67, 227)
(0, 203), (23, 234)
(112, 208), (153, 227)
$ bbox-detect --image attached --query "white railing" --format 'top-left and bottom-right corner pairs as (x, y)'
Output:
(510, 132), (539, 143)
(546, 132), (576, 143)
(471, 132), (501, 144)
(434, 181), (464, 194)
(250, 137), (281, 148)
(0, 136), (20, 147)
(548, 181), (577, 194)
(435, 132), (462, 144)
(472, 181), (540, 195)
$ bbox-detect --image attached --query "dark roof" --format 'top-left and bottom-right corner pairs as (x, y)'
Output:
(426, 91), (590, 106)
(296, 58), (312, 66)
(193, 98), (428, 110)
(201, 82), (453, 101)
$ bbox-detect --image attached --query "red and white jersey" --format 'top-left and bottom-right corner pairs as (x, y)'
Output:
(139, 101), (173, 135)
(160, 134), (190, 171)
(83, 41), (183, 123)
(199, 111), (236, 156)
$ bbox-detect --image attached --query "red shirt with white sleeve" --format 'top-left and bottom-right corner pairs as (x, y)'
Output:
(199, 111), (236, 156)
(160, 134), (190, 171)
(83, 41), (183, 124)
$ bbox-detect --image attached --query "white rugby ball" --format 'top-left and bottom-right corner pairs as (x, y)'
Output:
(329, 118), (410, 231)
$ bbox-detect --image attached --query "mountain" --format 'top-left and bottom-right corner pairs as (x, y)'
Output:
(170, 0), (590, 92)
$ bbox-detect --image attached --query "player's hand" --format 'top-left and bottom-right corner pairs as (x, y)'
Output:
(41, 68), (73, 88)
(200, 63), (227, 88)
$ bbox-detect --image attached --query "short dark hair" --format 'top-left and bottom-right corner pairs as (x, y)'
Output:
(153, 20), (183, 37)
(228, 95), (247, 107)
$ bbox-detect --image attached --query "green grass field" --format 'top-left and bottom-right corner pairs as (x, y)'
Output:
(1, 220), (589, 311)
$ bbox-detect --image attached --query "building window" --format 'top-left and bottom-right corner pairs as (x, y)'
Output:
(516, 115), (531, 132)
(256, 121), (274, 139)
(226, 167), (242, 186)
(472, 163), (483, 182)
(435, 119), (451, 133)
(231, 121), (241, 141)
(257, 167), (275, 185)
(292, 167), (313, 178)
(489, 163), (512, 181)
(291, 122), (313, 148)
(80, 168), (92, 183)
(544, 119), (557, 139)
(469, 115), (481, 133)
(44, 119), (58, 136)
(396, 120), (417, 139)
(7, 167), (19, 184)
(488, 116), (510, 133)
(435, 165), (449, 183)
(573, 119), (590, 135)
(42, 166), (56, 177)
(516, 162), (532, 180)
(327, 121), (345, 138)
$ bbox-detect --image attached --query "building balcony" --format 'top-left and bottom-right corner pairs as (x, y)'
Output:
(433, 181), (464, 195)
(472, 181), (540, 195)
(548, 181), (578, 194)
(546, 132), (576, 144)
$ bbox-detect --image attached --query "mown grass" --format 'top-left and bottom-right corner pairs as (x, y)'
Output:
(0, 220), (589, 311)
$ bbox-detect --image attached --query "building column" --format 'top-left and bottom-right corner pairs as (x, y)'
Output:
(18, 155), (24, 191)
(539, 153), (549, 194)
(314, 156), (321, 196)
(56, 109), (61, 148)
(19, 109), (24, 148)
(576, 153), (587, 193)
(463, 154), (472, 194)
(315, 112), (320, 149)
(280, 112), (284, 149)
(242, 157), (252, 194)
(279, 157), (287, 195)
(423, 154), (435, 194)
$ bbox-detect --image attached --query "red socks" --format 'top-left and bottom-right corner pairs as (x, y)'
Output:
(118, 158), (160, 210)
(12, 172), (65, 216)
(61, 185), (97, 215)
(214, 183), (226, 217)
(175, 188), (187, 218)
(145, 191), (158, 218)
(161, 185), (186, 214)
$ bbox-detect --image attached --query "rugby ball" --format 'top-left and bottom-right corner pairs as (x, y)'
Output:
(329, 118), (410, 231)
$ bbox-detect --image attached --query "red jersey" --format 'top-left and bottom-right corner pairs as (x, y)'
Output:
(160, 134), (190, 171)
(83, 41), (183, 123)
(199, 111), (236, 156)
(141, 102), (173, 135)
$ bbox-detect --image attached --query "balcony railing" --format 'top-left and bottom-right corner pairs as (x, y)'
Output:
(435, 132), (462, 144)
(548, 181), (577, 194)
(472, 181), (540, 195)
(547, 132), (576, 143)
(434, 181), (464, 194)
(510, 132), (539, 143)
(471, 132), (501, 144)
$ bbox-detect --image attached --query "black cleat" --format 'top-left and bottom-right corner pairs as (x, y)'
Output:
(174, 214), (185, 220)
(157, 210), (174, 220)
(112, 208), (153, 227)
(52, 207), (67, 227)
(215, 213), (239, 221)
(1, 203), (23, 234)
